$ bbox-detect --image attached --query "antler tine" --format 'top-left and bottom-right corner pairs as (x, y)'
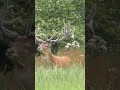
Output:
(3, 17), (21, 25)
(0, 0), (8, 21)
(48, 37), (59, 43)
(35, 31), (45, 43)
(47, 34), (59, 43)
(26, 23), (32, 37)
(35, 36), (44, 42)
(49, 24), (74, 42)
(86, 4), (96, 36)
(64, 24), (73, 36)
(48, 35), (54, 41)
(86, 4), (96, 23)
(1, 24), (21, 39)
(36, 24), (74, 44)
(0, 0), (21, 39)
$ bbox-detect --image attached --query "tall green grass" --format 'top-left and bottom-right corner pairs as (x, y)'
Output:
(35, 64), (85, 90)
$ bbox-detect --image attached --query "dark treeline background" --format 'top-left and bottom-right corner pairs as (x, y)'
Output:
(86, 0), (120, 90)
(86, 0), (120, 47)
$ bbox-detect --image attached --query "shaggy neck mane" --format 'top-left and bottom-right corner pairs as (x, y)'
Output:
(45, 48), (54, 63)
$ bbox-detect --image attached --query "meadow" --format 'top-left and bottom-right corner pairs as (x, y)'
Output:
(35, 49), (85, 90)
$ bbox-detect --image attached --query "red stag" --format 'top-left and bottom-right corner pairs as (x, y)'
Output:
(35, 25), (74, 67)
(0, 0), (35, 90)
(37, 42), (72, 67)
(85, 4), (116, 90)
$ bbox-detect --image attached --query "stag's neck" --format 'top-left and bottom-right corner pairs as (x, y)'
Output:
(45, 49), (54, 63)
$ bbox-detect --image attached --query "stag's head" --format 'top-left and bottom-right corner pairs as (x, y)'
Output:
(37, 42), (51, 55)
(5, 37), (35, 90)
(36, 24), (74, 54)
(5, 25), (34, 69)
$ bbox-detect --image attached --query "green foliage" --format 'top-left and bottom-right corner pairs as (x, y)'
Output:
(35, 0), (85, 45)
(0, 0), (34, 34)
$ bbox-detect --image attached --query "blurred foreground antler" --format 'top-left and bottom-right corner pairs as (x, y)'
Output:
(0, 0), (34, 73)
(0, 0), (23, 40)
(85, 4), (107, 57)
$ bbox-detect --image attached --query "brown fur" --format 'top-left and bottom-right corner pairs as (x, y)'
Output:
(4, 37), (35, 90)
(86, 54), (117, 90)
(58, 49), (85, 66)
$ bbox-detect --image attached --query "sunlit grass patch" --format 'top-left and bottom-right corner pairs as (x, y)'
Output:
(35, 64), (85, 90)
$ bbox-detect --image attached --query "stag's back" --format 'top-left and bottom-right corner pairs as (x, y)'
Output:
(51, 55), (72, 67)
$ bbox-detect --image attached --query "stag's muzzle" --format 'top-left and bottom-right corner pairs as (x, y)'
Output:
(6, 48), (25, 69)
(37, 46), (43, 52)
